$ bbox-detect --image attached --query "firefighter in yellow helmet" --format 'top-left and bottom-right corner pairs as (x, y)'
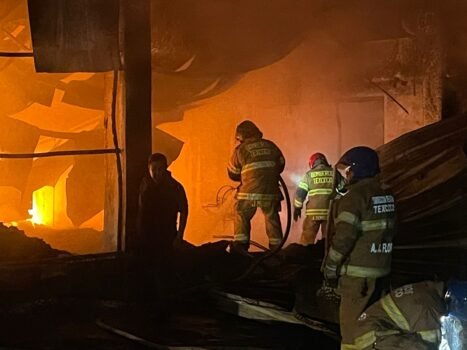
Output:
(293, 153), (333, 245)
(322, 146), (396, 349)
(227, 120), (285, 251)
(348, 281), (446, 350)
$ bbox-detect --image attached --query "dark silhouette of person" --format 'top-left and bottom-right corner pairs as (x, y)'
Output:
(136, 153), (188, 257)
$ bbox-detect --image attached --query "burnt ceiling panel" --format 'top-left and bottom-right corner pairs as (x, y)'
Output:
(27, 0), (319, 74)
(27, 0), (120, 72)
(150, 0), (316, 76)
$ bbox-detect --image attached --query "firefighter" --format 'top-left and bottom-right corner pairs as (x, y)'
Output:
(227, 120), (285, 251)
(293, 153), (333, 245)
(349, 281), (446, 350)
(321, 146), (396, 348)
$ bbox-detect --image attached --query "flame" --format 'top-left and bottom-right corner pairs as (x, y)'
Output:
(3, 221), (18, 228)
(27, 186), (54, 226)
(27, 207), (39, 226)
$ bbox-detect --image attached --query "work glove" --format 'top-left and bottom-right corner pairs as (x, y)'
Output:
(316, 280), (340, 303)
(322, 251), (342, 288)
(293, 207), (302, 222)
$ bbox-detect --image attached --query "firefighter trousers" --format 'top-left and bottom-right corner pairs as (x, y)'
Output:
(301, 217), (326, 245)
(338, 276), (389, 348)
(233, 199), (283, 249)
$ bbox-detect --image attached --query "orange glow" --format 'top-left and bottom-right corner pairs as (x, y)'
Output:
(28, 186), (54, 226)
(4, 221), (18, 228)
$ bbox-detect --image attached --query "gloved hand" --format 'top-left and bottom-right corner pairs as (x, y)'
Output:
(293, 207), (302, 222)
(322, 254), (340, 288)
(316, 279), (340, 302)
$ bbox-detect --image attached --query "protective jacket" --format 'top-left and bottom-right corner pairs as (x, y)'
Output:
(327, 176), (396, 279)
(347, 281), (445, 350)
(294, 164), (333, 220)
(228, 137), (285, 200)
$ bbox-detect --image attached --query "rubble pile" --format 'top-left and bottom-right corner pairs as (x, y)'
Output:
(0, 223), (69, 262)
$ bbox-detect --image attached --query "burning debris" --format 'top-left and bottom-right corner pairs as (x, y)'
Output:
(0, 222), (69, 262)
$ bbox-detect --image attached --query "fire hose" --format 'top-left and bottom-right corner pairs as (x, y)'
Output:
(233, 175), (292, 281)
(169, 176), (292, 298)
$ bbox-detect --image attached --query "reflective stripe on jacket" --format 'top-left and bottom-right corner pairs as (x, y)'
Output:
(228, 137), (285, 200)
(294, 165), (333, 220)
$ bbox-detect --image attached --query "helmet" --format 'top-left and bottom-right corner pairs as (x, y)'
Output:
(338, 146), (380, 180)
(309, 153), (329, 169)
(235, 120), (263, 142)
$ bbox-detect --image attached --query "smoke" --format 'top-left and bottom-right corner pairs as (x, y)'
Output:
(287, 172), (304, 187)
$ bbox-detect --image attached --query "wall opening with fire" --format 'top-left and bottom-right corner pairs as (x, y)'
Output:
(0, 1), (107, 254)
(0, 74), (107, 254)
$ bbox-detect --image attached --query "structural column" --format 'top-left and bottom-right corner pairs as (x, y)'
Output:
(121, 0), (152, 251)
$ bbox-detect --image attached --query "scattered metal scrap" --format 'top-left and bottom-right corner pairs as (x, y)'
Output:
(210, 290), (338, 340)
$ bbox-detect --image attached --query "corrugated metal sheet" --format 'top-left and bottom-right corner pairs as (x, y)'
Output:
(379, 115), (467, 205)
(378, 115), (467, 280)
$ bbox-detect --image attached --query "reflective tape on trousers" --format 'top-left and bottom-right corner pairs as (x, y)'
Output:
(308, 188), (332, 196)
(305, 209), (329, 218)
(269, 237), (282, 245)
(305, 209), (329, 214)
(234, 234), (249, 243)
(236, 193), (280, 200)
